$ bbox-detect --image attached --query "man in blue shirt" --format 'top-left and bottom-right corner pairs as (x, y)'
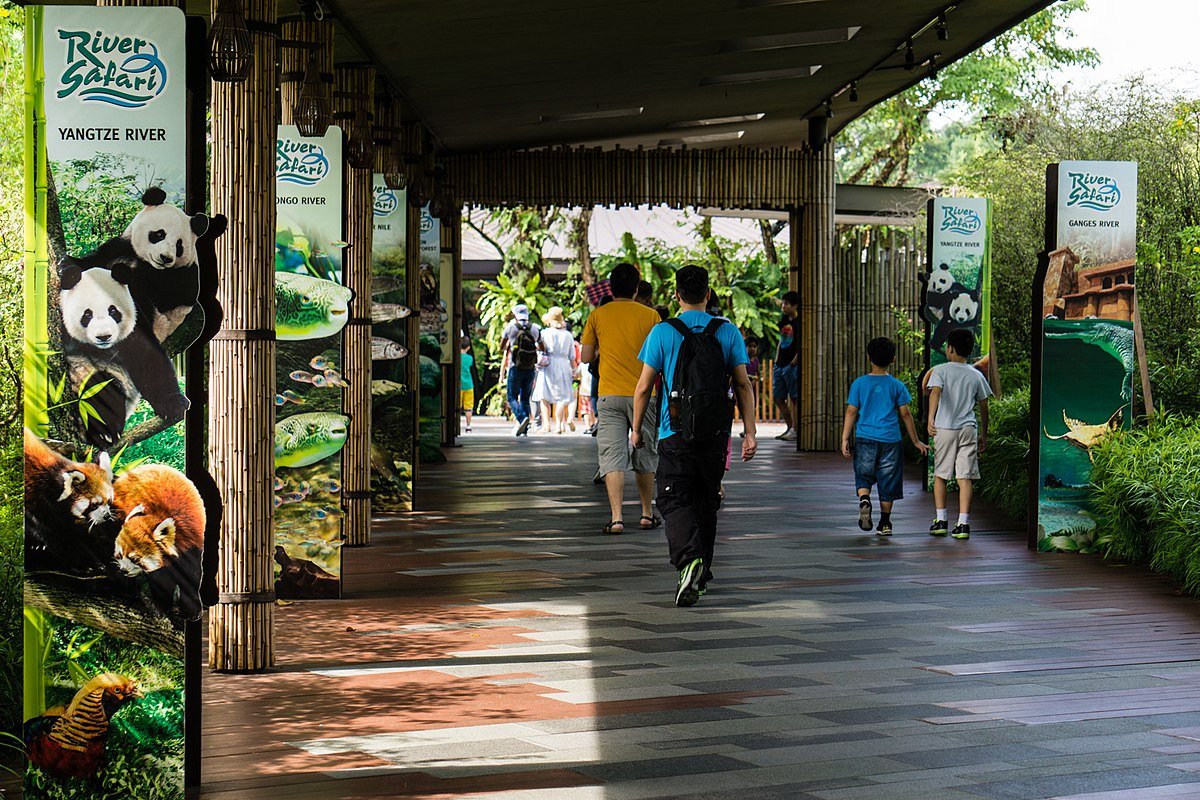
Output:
(631, 265), (757, 607)
(840, 337), (928, 536)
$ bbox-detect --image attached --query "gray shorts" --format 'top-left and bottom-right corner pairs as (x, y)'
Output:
(596, 395), (659, 476)
(933, 427), (980, 480)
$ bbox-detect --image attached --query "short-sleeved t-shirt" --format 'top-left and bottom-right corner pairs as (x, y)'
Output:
(846, 374), (912, 443)
(929, 362), (993, 429)
(776, 314), (798, 365)
(581, 299), (660, 396)
(460, 352), (474, 389)
(638, 311), (749, 442)
(502, 320), (541, 351)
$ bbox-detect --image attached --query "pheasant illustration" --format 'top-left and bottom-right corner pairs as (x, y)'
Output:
(1044, 407), (1126, 461)
(25, 673), (141, 778)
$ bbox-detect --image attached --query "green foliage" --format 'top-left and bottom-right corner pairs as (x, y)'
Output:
(52, 155), (147, 256)
(838, 0), (1096, 186)
(1091, 416), (1200, 594)
(977, 387), (1030, 522)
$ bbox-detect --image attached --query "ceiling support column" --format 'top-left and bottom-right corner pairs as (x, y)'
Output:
(208, 0), (278, 672)
(335, 65), (376, 547)
(796, 139), (836, 452)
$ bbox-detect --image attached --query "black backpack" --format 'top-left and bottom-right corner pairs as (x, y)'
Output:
(665, 317), (734, 443)
(513, 322), (540, 370)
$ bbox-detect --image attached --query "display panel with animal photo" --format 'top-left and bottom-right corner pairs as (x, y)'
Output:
(275, 124), (350, 599)
(369, 176), (413, 511)
(24, 7), (219, 798)
(1033, 161), (1139, 552)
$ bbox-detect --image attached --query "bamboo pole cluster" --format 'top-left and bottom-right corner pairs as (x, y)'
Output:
(797, 141), (837, 452)
(335, 65), (376, 547)
(444, 145), (819, 210)
(208, 0), (278, 672)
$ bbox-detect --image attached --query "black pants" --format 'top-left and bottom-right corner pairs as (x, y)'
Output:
(656, 435), (727, 571)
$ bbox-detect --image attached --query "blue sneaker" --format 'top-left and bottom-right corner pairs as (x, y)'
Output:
(676, 558), (704, 607)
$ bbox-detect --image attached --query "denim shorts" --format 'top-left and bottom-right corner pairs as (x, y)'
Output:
(771, 363), (798, 401)
(853, 437), (904, 502)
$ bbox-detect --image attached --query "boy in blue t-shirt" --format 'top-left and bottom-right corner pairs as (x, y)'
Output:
(631, 265), (757, 607)
(840, 337), (928, 535)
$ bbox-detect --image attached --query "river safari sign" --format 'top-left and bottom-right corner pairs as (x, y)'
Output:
(1030, 161), (1139, 553)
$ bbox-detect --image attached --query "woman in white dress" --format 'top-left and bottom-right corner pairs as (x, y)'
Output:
(536, 306), (580, 434)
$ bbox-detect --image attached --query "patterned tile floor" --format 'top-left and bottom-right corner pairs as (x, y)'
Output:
(201, 417), (1200, 800)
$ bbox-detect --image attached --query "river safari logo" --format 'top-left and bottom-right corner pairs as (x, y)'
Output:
(56, 28), (168, 108)
(939, 205), (982, 236)
(373, 186), (399, 217)
(419, 211), (435, 234)
(277, 138), (331, 187)
(1066, 171), (1122, 212)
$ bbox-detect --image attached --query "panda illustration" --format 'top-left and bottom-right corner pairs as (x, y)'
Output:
(59, 258), (190, 448)
(922, 263), (956, 325)
(930, 285), (981, 350)
(122, 187), (208, 344)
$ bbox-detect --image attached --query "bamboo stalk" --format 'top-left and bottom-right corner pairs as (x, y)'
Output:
(208, 0), (278, 673)
(335, 65), (375, 547)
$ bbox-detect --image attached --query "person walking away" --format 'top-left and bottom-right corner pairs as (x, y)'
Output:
(578, 358), (596, 433)
(632, 265), (757, 607)
(460, 338), (475, 433)
(840, 337), (929, 536)
(581, 263), (661, 534)
(927, 328), (993, 539)
(500, 304), (541, 437)
(772, 292), (801, 442)
(636, 279), (654, 307)
(538, 307), (580, 434)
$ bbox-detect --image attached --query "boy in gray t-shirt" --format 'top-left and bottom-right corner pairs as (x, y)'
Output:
(926, 328), (993, 540)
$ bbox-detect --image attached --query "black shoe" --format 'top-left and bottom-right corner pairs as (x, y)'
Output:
(676, 558), (704, 607)
(929, 519), (949, 536)
(876, 520), (893, 536)
(951, 523), (970, 540)
(858, 497), (873, 531)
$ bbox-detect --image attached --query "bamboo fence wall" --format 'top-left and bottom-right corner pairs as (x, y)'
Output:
(335, 65), (375, 547)
(796, 141), (837, 451)
(208, 0), (277, 672)
(279, 19), (332, 121)
(445, 145), (825, 210)
(798, 224), (926, 451)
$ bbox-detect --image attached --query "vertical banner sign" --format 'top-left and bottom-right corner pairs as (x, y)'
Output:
(274, 124), (350, 599)
(439, 251), (455, 365)
(1032, 161), (1138, 552)
(369, 176), (413, 510)
(922, 197), (992, 488)
(25, 8), (217, 798)
(416, 207), (445, 461)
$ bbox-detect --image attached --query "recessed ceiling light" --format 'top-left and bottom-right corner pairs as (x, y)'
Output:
(699, 65), (820, 87)
(658, 130), (746, 146)
(667, 113), (765, 129)
(539, 106), (644, 123)
(719, 27), (861, 53)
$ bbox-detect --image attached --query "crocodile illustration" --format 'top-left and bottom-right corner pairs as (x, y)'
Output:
(1045, 321), (1135, 400)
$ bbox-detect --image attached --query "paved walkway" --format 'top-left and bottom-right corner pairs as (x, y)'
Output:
(202, 418), (1200, 800)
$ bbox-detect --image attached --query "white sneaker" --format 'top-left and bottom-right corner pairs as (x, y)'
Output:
(774, 429), (792, 440)
(780, 430), (797, 441)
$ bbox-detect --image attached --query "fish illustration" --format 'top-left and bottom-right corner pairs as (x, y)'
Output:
(321, 479), (342, 493)
(1044, 406), (1127, 462)
(273, 476), (285, 491)
(310, 356), (333, 371)
(274, 412), (351, 468)
(281, 389), (306, 404)
(311, 374), (329, 388)
(275, 394), (286, 406)
(371, 379), (407, 397)
(273, 495), (283, 508)
(310, 508), (328, 520)
(276, 272), (353, 340)
(371, 303), (412, 323)
(280, 492), (306, 504)
(290, 370), (316, 383)
(372, 337), (409, 361)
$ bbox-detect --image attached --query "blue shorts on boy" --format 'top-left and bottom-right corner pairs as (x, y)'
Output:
(846, 374), (912, 502)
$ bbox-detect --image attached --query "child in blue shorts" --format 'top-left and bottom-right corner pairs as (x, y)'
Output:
(840, 337), (929, 535)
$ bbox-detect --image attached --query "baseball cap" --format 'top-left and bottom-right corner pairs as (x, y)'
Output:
(513, 304), (530, 321)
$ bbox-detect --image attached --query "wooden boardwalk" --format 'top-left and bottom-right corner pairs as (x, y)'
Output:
(198, 418), (1200, 799)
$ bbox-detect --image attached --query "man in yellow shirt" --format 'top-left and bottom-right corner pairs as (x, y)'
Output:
(581, 263), (663, 535)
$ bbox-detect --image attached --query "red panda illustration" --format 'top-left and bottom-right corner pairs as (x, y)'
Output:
(24, 428), (118, 574)
(113, 463), (206, 618)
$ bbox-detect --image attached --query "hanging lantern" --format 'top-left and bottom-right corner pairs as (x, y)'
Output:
(293, 50), (332, 137)
(437, 181), (457, 226)
(383, 146), (409, 190)
(425, 165), (447, 216)
(208, 0), (253, 83)
(345, 106), (375, 170)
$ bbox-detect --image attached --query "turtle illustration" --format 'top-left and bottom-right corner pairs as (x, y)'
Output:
(1044, 406), (1126, 461)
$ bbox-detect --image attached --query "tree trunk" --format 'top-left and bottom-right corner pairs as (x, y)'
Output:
(760, 219), (779, 265)
(570, 207), (595, 284)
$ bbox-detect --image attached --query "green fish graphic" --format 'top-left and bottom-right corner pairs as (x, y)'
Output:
(276, 272), (354, 340)
(275, 412), (350, 468)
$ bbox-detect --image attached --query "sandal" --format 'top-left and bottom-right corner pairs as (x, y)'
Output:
(640, 515), (662, 530)
(604, 520), (625, 535)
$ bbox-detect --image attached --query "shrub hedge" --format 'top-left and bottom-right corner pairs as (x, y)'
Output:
(1091, 415), (1200, 593)
(977, 386), (1030, 522)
